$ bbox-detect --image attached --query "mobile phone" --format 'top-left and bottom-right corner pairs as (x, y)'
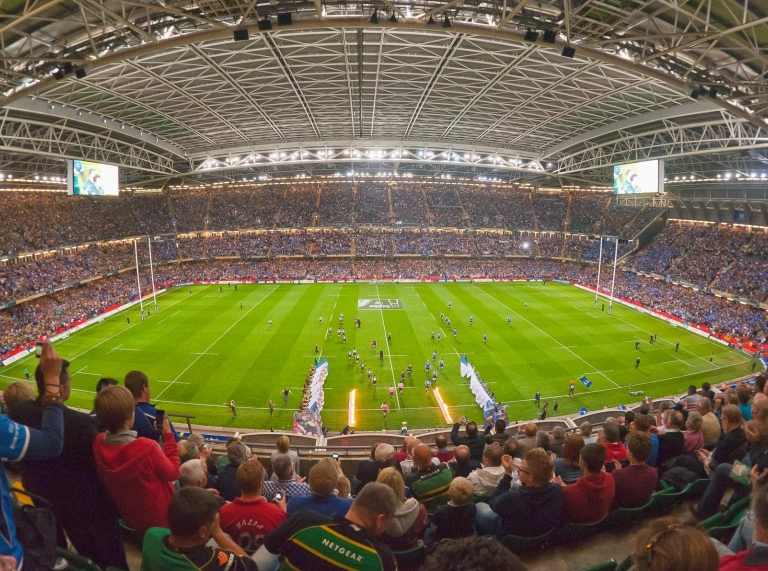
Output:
(274, 492), (284, 501)
(35, 342), (44, 358)
(332, 453), (339, 460)
(155, 409), (165, 431)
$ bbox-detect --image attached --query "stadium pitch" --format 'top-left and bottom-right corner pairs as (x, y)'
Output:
(1, 282), (756, 432)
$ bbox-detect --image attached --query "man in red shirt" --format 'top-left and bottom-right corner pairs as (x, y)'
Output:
(600, 420), (627, 463)
(610, 432), (658, 509)
(220, 460), (287, 553)
(555, 443), (615, 524)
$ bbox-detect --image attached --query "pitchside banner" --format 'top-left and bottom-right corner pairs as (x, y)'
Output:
(358, 299), (404, 310)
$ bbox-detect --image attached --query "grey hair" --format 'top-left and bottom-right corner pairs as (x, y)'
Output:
(227, 441), (250, 466)
(187, 433), (205, 451)
(178, 459), (206, 488)
(687, 411), (704, 431)
(272, 453), (294, 480)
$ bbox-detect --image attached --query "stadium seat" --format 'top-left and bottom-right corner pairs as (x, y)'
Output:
(683, 478), (710, 500)
(707, 512), (748, 543)
(118, 519), (143, 547)
(616, 556), (633, 571)
(500, 528), (555, 554)
(604, 498), (653, 529)
(393, 544), (426, 569)
(55, 547), (103, 571)
(579, 561), (617, 571)
(555, 516), (608, 544)
(646, 488), (687, 517)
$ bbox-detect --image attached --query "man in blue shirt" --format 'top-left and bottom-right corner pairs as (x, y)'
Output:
(0, 341), (65, 566)
(125, 370), (179, 442)
(287, 459), (352, 518)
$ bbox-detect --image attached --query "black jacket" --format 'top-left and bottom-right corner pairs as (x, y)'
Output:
(451, 423), (486, 463)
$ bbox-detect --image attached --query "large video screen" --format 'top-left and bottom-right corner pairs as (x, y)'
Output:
(613, 160), (664, 194)
(67, 160), (119, 196)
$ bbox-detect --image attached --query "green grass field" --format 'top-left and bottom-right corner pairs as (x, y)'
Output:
(1, 282), (756, 432)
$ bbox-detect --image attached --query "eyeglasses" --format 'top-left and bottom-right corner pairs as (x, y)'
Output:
(644, 523), (684, 566)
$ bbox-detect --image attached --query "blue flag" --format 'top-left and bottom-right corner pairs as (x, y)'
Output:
(618, 405), (627, 411)
(579, 408), (588, 415)
(579, 375), (592, 388)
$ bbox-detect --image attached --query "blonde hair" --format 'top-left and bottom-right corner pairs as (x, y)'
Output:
(3, 382), (35, 413)
(94, 385), (135, 433)
(377, 467), (406, 503)
(448, 477), (474, 505)
(336, 475), (351, 499)
(276, 435), (291, 453)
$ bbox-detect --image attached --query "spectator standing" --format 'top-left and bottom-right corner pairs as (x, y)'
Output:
(0, 341), (64, 567)
(450, 419), (485, 463)
(376, 468), (428, 550)
(10, 362), (126, 569)
(514, 423), (539, 458)
(142, 487), (256, 571)
(580, 421), (597, 444)
(287, 459), (353, 518)
(124, 370), (179, 442)
(549, 427), (567, 457)
(93, 385), (180, 534)
(484, 419), (510, 446)
(2, 381), (34, 416)
(219, 460), (287, 553)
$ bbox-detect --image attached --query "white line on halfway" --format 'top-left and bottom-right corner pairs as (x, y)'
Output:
(69, 323), (138, 362)
(472, 283), (622, 388)
(375, 283), (401, 409)
(154, 287), (279, 400)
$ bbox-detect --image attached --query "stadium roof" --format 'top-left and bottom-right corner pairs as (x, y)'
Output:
(0, 0), (767, 187)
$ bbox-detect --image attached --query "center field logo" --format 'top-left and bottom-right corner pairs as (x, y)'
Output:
(358, 299), (404, 310)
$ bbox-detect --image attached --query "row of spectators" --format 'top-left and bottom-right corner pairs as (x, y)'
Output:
(2, 258), (766, 361)
(5, 350), (768, 570)
(0, 186), (658, 256)
(629, 221), (768, 301)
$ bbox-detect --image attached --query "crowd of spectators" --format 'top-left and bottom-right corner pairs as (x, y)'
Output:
(391, 184), (428, 226)
(354, 233), (393, 255)
(630, 222), (768, 301)
(4, 341), (768, 571)
(309, 233), (352, 255)
(0, 185), (665, 261)
(277, 186), (318, 228)
(317, 184), (354, 226)
(3, 255), (766, 360)
(395, 232), (436, 255)
(355, 183), (391, 225)
(532, 193), (568, 231)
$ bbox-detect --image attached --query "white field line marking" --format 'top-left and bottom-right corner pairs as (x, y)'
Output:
(157, 380), (190, 384)
(106, 344), (122, 355)
(155, 287), (278, 400)
(375, 283), (401, 410)
(672, 355), (693, 367)
(148, 363), (744, 413)
(552, 286), (750, 364)
(0, 373), (94, 394)
(189, 352), (219, 356)
(75, 371), (104, 376)
(69, 323), (138, 361)
(472, 284), (621, 388)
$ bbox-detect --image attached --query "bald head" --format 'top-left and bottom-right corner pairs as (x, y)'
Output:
(454, 445), (471, 463)
(752, 393), (768, 422)
(413, 444), (433, 470)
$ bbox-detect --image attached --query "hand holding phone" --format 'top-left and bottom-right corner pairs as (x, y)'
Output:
(35, 342), (44, 358)
(332, 453), (339, 460)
